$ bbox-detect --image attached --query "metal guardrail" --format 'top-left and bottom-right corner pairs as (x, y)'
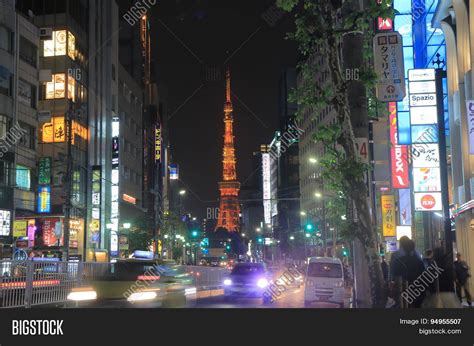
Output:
(0, 261), (229, 308)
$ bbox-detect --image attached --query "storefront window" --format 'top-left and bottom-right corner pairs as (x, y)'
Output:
(45, 73), (66, 99)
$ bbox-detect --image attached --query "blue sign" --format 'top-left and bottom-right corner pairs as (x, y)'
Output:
(169, 164), (179, 180)
(37, 186), (51, 213)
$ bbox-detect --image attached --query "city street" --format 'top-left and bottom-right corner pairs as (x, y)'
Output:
(74, 285), (353, 309)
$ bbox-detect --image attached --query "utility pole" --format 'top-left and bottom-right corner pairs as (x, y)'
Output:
(434, 56), (455, 292)
(62, 100), (74, 262)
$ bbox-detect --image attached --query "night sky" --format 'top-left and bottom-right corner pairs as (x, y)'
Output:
(151, 0), (296, 219)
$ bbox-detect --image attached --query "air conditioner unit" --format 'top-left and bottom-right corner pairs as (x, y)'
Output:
(38, 111), (51, 123)
(39, 28), (52, 40)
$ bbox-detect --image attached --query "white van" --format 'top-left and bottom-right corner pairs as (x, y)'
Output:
(304, 257), (345, 308)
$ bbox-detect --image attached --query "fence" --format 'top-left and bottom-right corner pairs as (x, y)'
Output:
(0, 260), (229, 308)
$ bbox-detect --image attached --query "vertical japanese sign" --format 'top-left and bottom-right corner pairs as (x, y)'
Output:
(466, 101), (474, 154)
(408, 69), (442, 211)
(262, 153), (272, 225)
(373, 32), (406, 102)
(38, 157), (52, 185)
(37, 186), (51, 213)
(91, 166), (101, 245)
(381, 195), (396, 236)
(155, 123), (162, 163)
(389, 102), (409, 188)
(110, 117), (120, 256)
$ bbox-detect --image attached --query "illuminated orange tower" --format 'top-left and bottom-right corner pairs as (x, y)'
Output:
(215, 70), (240, 232)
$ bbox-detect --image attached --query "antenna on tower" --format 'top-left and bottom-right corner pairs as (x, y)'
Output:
(226, 69), (231, 102)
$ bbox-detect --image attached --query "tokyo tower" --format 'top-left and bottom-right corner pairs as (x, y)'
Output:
(215, 69), (240, 232)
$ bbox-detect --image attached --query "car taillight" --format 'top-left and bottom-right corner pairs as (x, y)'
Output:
(137, 275), (160, 281)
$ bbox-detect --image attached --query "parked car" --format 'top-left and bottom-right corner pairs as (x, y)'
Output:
(304, 257), (345, 308)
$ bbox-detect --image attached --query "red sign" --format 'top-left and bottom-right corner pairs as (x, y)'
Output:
(378, 17), (393, 31)
(42, 218), (62, 247)
(421, 195), (436, 209)
(389, 102), (410, 188)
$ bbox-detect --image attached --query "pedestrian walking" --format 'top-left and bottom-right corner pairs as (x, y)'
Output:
(423, 249), (433, 269)
(391, 237), (425, 308)
(454, 252), (472, 306)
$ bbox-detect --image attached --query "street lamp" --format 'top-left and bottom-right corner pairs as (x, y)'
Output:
(305, 233), (311, 238)
(256, 228), (261, 233)
(300, 211), (306, 216)
(179, 190), (186, 195)
(123, 223), (131, 229)
(290, 236), (295, 240)
(241, 233), (246, 237)
(315, 192), (323, 199)
(309, 157), (318, 164)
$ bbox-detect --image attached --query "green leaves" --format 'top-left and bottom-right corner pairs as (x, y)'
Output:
(276, 0), (298, 12)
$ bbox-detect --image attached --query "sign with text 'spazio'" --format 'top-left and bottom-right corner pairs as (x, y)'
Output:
(373, 32), (406, 102)
(408, 69), (442, 212)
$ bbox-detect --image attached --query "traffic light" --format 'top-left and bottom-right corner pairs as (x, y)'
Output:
(342, 247), (349, 257)
(257, 237), (263, 244)
(226, 245), (231, 250)
(305, 223), (314, 232)
(191, 230), (198, 237)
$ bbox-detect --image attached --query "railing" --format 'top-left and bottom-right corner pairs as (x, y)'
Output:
(0, 260), (229, 308)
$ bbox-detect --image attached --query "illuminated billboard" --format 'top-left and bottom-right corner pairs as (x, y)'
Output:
(262, 153), (271, 225)
(408, 69), (442, 211)
(37, 186), (51, 213)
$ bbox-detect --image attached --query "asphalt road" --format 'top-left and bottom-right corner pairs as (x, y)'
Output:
(192, 286), (352, 308)
(79, 285), (352, 309)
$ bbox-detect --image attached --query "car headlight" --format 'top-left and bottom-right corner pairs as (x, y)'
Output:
(306, 280), (314, 286)
(257, 278), (269, 288)
(67, 289), (97, 301)
(127, 291), (158, 302)
(224, 279), (232, 286)
(334, 281), (344, 288)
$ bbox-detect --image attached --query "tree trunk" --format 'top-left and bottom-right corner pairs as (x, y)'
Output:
(324, 5), (386, 308)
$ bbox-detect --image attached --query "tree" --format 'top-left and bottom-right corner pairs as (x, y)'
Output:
(277, 0), (395, 307)
(160, 212), (188, 261)
(125, 216), (154, 253)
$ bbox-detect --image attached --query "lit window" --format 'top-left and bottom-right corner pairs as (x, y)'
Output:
(46, 73), (66, 99)
(16, 165), (30, 190)
(68, 75), (75, 101)
(43, 30), (67, 57)
(67, 31), (76, 60)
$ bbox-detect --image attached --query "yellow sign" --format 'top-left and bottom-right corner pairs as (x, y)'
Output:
(90, 220), (100, 231)
(13, 221), (27, 238)
(381, 195), (396, 237)
(155, 126), (161, 162)
(42, 117), (88, 144)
